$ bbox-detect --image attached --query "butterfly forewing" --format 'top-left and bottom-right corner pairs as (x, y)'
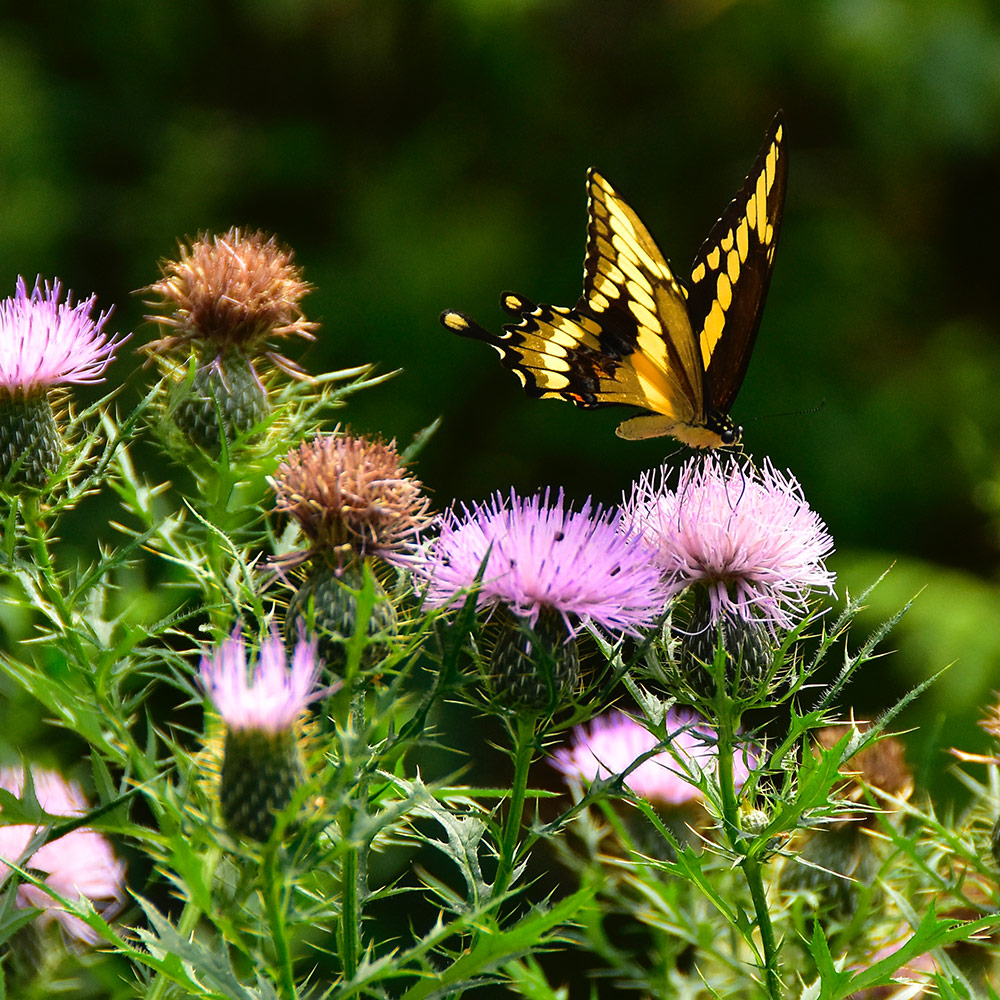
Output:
(687, 112), (787, 414)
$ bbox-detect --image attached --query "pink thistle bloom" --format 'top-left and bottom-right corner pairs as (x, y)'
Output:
(0, 765), (126, 944)
(409, 489), (668, 636)
(624, 456), (835, 630)
(200, 631), (324, 733)
(551, 710), (754, 807)
(0, 277), (127, 394)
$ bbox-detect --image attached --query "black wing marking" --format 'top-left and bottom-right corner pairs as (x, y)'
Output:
(687, 112), (787, 413)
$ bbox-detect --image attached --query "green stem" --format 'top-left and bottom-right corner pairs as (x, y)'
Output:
(20, 495), (88, 665)
(714, 687), (782, 1000)
(263, 840), (299, 1000)
(493, 714), (537, 900)
(339, 810), (361, 981)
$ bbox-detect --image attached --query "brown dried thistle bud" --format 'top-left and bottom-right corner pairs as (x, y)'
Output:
(815, 723), (913, 826)
(142, 227), (316, 371)
(270, 431), (433, 565)
(141, 228), (317, 453)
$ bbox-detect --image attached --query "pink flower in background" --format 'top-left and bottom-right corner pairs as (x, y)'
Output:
(200, 631), (324, 734)
(551, 710), (755, 807)
(624, 456), (835, 630)
(0, 277), (126, 393)
(409, 489), (668, 636)
(0, 766), (125, 944)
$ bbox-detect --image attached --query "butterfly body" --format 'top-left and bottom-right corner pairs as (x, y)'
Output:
(442, 113), (787, 449)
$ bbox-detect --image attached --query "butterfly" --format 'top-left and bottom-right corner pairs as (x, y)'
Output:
(441, 113), (787, 449)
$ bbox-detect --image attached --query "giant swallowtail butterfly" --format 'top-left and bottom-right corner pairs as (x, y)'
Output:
(441, 113), (787, 449)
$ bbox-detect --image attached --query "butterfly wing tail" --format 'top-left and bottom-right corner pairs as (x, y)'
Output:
(440, 309), (499, 344)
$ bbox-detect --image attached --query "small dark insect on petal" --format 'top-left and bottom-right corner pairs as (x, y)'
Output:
(554, 531), (565, 541)
(609, 565), (621, 576)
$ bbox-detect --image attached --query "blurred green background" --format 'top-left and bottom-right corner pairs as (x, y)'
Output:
(3, 0), (1000, 776)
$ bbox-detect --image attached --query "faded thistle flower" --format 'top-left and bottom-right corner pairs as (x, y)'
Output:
(782, 723), (912, 919)
(200, 631), (324, 840)
(142, 228), (316, 453)
(0, 277), (125, 489)
(551, 709), (754, 808)
(270, 431), (431, 671)
(0, 765), (125, 944)
(625, 455), (835, 692)
(410, 489), (668, 709)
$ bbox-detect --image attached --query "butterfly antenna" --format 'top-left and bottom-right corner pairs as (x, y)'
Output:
(744, 400), (826, 424)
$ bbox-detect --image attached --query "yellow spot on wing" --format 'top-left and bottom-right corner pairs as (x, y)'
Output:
(755, 171), (767, 234)
(707, 247), (721, 270)
(701, 300), (726, 367)
(593, 272), (621, 299)
(691, 262), (706, 284)
(443, 312), (469, 332)
(716, 272), (732, 310)
(628, 299), (662, 334)
(736, 219), (749, 259)
(727, 249), (740, 283)
(626, 279), (657, 315)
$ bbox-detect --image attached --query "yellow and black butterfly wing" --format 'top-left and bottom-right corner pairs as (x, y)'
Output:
(577, 169), (710, 443)
(687, 112), (787, 416)
(441, 169), (711, 443)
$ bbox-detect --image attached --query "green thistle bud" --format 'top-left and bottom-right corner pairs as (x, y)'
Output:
(219, 727), (305, 842)
(488, 606), (579, 711)
(169, 348), (269, 452)
(0, 392), (61, 488)
(200, 632), (323, 842)
(679, 586), (774, 697)
(285, 558), (397, 673)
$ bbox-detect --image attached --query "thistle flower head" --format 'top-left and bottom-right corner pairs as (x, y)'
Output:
(0, 765), (125, 944)
(551, 710), (754, 806)
(0, 277), (125, 395)
(270, 431), (432, 563)
(143, 227), (316, 374)
(624, 456), (835, 630)
(200, 631), (323, 734)
(410, 489), (668, 637)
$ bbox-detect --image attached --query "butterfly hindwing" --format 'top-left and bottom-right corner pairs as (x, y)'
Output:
(579, 170), (704, 428)
(687, 112), (787, 414)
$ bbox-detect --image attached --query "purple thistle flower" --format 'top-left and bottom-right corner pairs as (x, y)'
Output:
(0, 765), (126, 944)
(551, 710), (754, 806)
(0, 277), (126, 394)
(200, 631), (324, 734)
(624, 456), (835, 630)
(411, 489), (668, 637)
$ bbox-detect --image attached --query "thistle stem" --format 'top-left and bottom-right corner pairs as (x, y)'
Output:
(713, 689), (782, 1000)
(263, 840), (298, 1000)
(494, 714), (537, 900)
(20, 495), (88, 665)
(339, 810), (362, 981)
